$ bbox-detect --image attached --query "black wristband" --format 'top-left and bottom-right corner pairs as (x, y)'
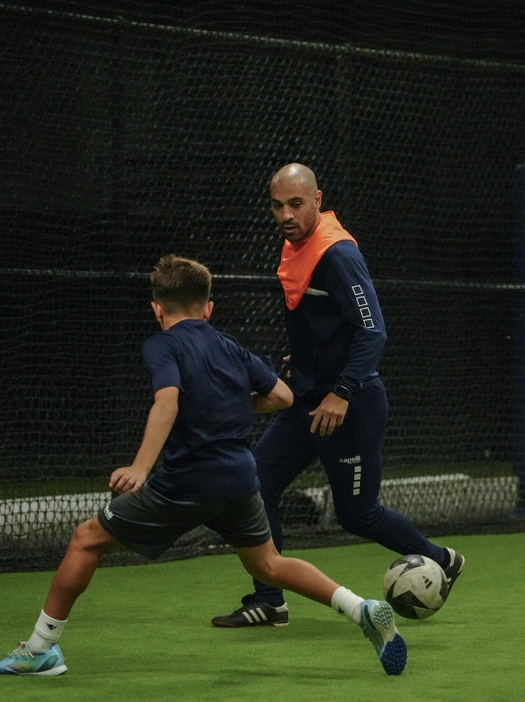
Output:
(332, 383), (352, 400)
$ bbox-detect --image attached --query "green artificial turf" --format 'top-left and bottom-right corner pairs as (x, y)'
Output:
(1, 533), (523, 702)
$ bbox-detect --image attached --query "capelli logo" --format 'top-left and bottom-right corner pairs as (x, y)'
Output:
(339, 455), (361, 464)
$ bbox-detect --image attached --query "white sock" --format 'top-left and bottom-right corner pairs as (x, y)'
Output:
(26, 610), (68, 654)
(331, 586), (365, 626)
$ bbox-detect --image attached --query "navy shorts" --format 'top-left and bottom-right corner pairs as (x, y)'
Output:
(98, 482), (271, 560)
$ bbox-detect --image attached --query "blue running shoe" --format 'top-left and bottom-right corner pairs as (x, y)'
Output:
(0, 642), (67, 676)
(361, 600), (407, 676)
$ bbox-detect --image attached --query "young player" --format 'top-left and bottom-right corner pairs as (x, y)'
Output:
(0, 254), (407, 676)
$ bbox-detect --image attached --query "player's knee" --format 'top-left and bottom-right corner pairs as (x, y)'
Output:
(69, 517), (113, 553)
(337, 502), (384, 533)
(250, 554), (282, 585)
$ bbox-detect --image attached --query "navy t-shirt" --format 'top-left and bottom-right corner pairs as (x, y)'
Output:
(144, 319), (278, 501)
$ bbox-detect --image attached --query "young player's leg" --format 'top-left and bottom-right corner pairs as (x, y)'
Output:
(209, 493), (407, 675)
(236, 538), (407, 676)
(43, 516), (119, 622)
(237, 538), (342, 606)
(0, 484), (242, 675)
(0, 516), (119, 676)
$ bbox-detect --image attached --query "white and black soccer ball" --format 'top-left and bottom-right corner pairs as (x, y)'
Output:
(383, 554), (448, 620)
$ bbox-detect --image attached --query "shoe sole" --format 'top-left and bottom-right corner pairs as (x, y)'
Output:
(362, 601), (407, 676)
(4, 665), (68, 676)
(212, 618), (289, 628)
(212, 603), (289, 628)
(378, 634), (407, 676)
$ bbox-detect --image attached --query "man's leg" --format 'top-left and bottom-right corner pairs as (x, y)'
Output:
(321, 380), (464, 591)
(255, 404), (316, 548)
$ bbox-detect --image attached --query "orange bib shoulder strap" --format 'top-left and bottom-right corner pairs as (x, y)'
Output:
(277, 211), (358, 310)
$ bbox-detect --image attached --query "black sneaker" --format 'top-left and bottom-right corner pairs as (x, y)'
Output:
(212, 594), (289, 628)
(443, 547), (465, 598)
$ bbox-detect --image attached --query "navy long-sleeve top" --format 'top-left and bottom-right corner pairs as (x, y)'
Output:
(284, 240), (387, 403)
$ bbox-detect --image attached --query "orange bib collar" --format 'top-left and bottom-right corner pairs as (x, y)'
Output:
(277, 211), (358, 310)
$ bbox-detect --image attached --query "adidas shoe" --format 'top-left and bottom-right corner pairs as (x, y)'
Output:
(212, 594), (289, 628)
(0, 642), (67, 676)
(361, 600), (407, 676)
(443, 547), (465, 597)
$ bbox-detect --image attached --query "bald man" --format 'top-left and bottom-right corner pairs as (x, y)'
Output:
(212, 164), (465, 628)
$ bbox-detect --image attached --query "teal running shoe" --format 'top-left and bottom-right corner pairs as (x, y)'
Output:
(0, 642), (67, 676)
(361, 599), (407, 675)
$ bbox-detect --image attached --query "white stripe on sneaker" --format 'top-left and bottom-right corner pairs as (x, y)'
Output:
(241, 608), (268, 624)
(255, 607), (267, 622)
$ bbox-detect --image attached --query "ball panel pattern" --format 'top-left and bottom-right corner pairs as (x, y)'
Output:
(383, 554), (447, 620)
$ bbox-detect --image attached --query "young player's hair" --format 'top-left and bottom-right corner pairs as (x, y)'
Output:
(150, 254), (212, 313)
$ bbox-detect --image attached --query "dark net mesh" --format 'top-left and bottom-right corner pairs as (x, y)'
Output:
(1, 1), (525, 571)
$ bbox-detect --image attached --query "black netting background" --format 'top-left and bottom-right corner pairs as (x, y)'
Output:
(1, 1), (525, 571)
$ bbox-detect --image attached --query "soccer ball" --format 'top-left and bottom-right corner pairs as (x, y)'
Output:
(383, 554), (448, 620)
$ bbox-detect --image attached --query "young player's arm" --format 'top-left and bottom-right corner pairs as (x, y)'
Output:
(252, 377), (293, 414)
(110, 385), (179, 494)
